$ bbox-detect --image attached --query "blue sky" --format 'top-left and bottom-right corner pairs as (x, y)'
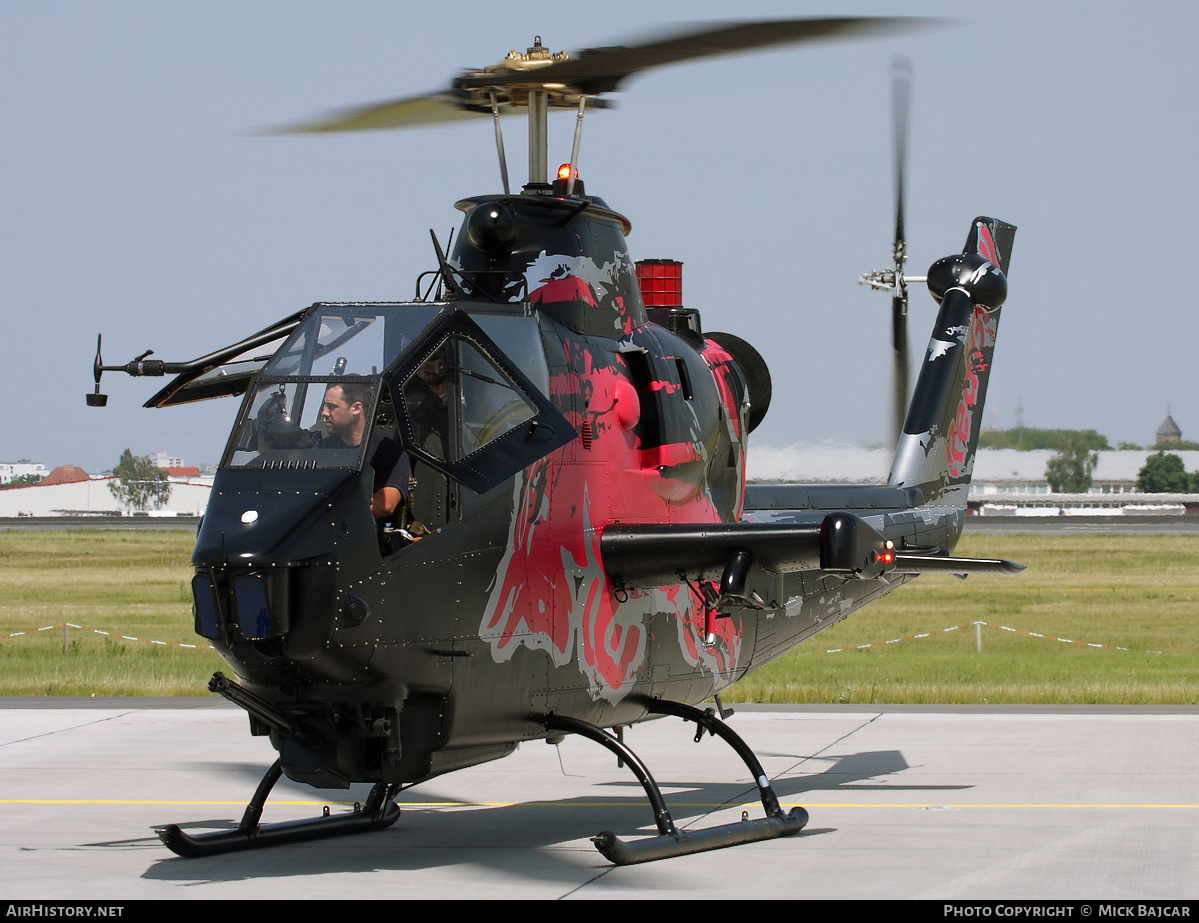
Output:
(3, 1), (1196, 471)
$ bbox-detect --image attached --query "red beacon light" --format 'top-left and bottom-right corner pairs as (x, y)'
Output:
(552, 164), (584, 196)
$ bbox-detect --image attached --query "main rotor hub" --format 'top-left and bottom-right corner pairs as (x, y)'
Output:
(493, 36), (570, 74)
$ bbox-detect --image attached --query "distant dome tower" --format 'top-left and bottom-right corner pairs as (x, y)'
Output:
(1156, 411), (1182, 446)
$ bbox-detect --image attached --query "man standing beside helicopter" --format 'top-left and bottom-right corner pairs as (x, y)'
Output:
(320, 381), (410, 520)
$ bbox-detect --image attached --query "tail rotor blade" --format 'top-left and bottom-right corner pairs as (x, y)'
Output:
(890, 56), (912, 443)
(891, 294), (909, 442)
(891, 56), (911, 259)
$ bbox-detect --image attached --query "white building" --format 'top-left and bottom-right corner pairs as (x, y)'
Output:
(745, 445), (1199, 514)
(0, 475), (212, 517)
(149, 452), (185, 469)
(0, 462), (49, 485)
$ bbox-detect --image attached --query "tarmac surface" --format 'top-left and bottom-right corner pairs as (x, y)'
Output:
(1, 700), (1196, 900)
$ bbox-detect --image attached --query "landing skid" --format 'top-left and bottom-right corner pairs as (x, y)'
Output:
(155, 759), (400, 858)
(544, 700), (807, 865)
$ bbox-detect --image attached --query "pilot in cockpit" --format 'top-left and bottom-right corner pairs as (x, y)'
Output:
(320, 382), (410, 520)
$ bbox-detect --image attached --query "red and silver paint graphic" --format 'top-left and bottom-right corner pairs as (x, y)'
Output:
(975, 221), (1000, 266)
(522, 251), (639, 335)
(945, 304), (997, 479)
(479, 335), (742, 703)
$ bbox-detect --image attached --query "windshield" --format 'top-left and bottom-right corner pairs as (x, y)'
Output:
(224, 378), (379, 470)
(264, 304), (442, 378)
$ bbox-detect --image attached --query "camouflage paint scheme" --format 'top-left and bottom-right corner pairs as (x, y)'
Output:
(186, 190), (1013, 791)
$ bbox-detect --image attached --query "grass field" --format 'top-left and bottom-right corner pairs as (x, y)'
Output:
(0, 530), (221, 695)
(0, 530), (1196, 702)
(726, 533), (1199, 705)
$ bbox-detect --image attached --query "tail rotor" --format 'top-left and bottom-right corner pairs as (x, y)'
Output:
(862, 57), (921, 445)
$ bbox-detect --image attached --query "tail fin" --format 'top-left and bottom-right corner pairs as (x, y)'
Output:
(888, 216), (1016, 507)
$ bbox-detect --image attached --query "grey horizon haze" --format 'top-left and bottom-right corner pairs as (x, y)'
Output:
(3, 0), (1195, 472)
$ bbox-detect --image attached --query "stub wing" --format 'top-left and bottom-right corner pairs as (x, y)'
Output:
(602, 510), (1022, 598)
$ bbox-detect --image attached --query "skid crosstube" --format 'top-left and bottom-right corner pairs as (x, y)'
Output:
(155, 760), (400, 858)
(544, 700), (807, 865)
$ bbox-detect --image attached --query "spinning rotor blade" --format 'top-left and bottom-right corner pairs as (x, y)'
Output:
(889, 56), (913, 444)
(891, 56), (910, 267)
(268, 93), (507, 134)
(891, 293), (909, 446)
(274, 17), (926, 135)
(462, 17), (922, 95)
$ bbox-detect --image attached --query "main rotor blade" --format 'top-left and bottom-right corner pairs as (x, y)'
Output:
(264, 92), (507, 135)
(272, 17), (931, 134)
(461, 17), (926, 95)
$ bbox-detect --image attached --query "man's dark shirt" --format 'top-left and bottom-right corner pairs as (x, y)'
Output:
(322, 431), (410, 504)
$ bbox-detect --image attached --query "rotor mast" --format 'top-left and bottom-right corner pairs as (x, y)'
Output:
(528, 89), (548, 183)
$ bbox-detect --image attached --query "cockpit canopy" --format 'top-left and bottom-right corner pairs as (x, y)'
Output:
(222, 302), (574, 494)
(262, 304), (441, 379)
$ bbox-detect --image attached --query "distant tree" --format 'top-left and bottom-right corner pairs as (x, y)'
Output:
(1151, 439), (1199, 451)
(1136, 452), (1192, 493)
(7, 473), (43, 487)
(1045, 437), (1099, 493)
(978, 427), (1111, 452)
(108, 449), (172, 511)
(1117, 442), (1143, 451)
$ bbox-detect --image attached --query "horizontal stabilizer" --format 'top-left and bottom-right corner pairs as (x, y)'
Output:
(892, 554), (1024, 575)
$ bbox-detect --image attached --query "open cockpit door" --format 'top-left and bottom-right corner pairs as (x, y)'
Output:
(143, 310), (307, 408)
(389, 308), (576, 494)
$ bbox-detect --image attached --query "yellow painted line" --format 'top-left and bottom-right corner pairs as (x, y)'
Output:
(3, 799), (1197, 810)
(785, 803), (1199, 809)
(1, 795), (364, 800)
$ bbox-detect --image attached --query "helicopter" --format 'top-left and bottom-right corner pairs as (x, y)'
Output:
(87, 18), (1021, 865)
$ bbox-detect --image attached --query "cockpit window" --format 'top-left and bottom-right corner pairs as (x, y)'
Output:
(223, 378), (379, 470)
(386, 309), (575, 494)
(264, 305), (441, 378)
(399, 337), (537, 464)
(471, 314), (550, 397)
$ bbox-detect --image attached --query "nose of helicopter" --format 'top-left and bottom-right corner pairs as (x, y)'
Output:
(189, 465), (381, 667)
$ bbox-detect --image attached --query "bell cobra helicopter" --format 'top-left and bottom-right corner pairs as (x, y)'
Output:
(87, 18), (1020, 865)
